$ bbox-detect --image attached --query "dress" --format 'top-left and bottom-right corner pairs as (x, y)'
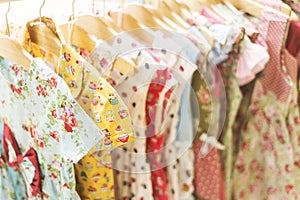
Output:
(0, 57), (102, 199)
(232, 8), (300, 200)
(23, 17), (135, 200)
(0, 120), (27, 200)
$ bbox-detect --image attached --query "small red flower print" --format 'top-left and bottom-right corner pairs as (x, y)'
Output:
(51, 109), (57, 118)
(60, 106), (78, 132)
(63, 52), (71, 62)
(50, 131), (60, 142)
(15, 87), (22, 95)
(236, 163), (245, 172)
(285, 184), (294, 193)
(285, 164), (292, 173)
(62, 183), (69, 189)
(241, 141), (250, 150)
(198, 90), (210, 104)
(294, 117), (300, 125)
(47, 77), (57, 88)
(295, 160), (300, 167)
(49, 173), (58, 179)
(38, 140), (45, 148)
(30, 127), (38, 139)
(64, 122), (73, 133)
(11, 64), (19, 76)
(36, 85), (48, 97)
(10, 84), (22, 95)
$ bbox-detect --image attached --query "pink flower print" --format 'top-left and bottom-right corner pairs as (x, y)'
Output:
(267, 186), (277, 194)
(131, 42), (137, 47)
(264, 105), (278, 120)
(100, 58), (107, 68)
(63, 52), (71, 62)
(50, 131), (60, 142)
(263, 140), (274, 151)
(116, 38), (122, 44)
(198, 90), (210, 104)
(47, 77), (57, 88)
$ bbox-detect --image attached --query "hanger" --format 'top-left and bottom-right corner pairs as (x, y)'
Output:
(156, 1), (190, 29)
(27, 0), (61, 56)
(163, 0), (215, 47)
(251, 0), (291, 16)
(0, 0), (32, 69)
(58, 0), (97, 51)
(143, 2), (188, 31)
(226, 0), (267, 18)
(121, 4), (164, 28)
(70, 0), (119, 41)
(108, 10), (155, 44)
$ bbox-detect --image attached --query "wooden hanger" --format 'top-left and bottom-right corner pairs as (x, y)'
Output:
(68, 15), (115, 41)
(108, 10), (155, 44)
(0, 1), (32, 69)
(156, 1), (190, 29)
(0, 37), (32, 69)
(27, 0), (61, 57)
(225, 0), (263, 17)
(250, 0), (291, 16)
(163, 0), (215, 47)
(28, 23), (61, 56)
(59, 23), (96, 52)
(121, 4), (163, 28)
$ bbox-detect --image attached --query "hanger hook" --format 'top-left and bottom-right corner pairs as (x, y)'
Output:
(103, 0), (106, 16)
(72, 0), (76, 20)
(92, 0), (94, 15)
(39, 0), (46, 21)
(5, 0), (11, 36)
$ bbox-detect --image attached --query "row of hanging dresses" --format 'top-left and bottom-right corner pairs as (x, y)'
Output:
(1, 0), (300, 199)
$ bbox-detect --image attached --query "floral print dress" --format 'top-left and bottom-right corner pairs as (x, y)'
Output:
(232, 8), (300, 200)
(23, 17), (135, 200)
(0, 57), (102, 199)
(0, 120), (27, 200)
